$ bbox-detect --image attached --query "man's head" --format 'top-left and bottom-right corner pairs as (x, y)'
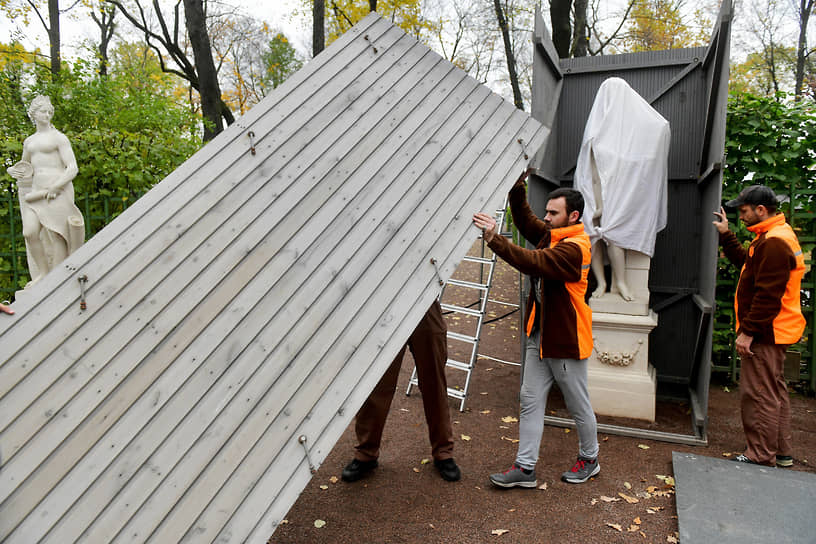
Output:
(545, 188), (584, 228)
(28, 95), (54, 123)
(725, 184), (778, 226)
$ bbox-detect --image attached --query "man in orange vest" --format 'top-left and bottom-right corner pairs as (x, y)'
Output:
(713, 184), (805, 467)
(473, 173), (598, 487)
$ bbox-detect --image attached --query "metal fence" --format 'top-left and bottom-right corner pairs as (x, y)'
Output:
(0, 181), (142, 299)
(2, 180), (815, 392)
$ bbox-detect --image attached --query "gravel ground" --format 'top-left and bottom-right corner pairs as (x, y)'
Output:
(270, 256), (816, 544)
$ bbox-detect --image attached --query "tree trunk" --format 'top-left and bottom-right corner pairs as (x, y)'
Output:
(550, 0), (572, 59)
(571, 0), (588, 57)
(794, 0), (814, 99)
(91, 5), (116, 76)
(48, 0), (61, 75)
(183, 0), (224, 141)
(313, 0), (325, 56)
(369, 0), (377, 10)
(493, 0), (523, 110)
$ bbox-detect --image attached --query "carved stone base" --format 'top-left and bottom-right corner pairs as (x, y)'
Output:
(587, 310), (658, 422)
(590, 250), (651, 316)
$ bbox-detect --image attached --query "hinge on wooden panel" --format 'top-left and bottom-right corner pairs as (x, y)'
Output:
(517, 138), (529, 160)
(430, 258), (444, 286)
(364, 34), (379, 54)
(247, 131), (256, 156)
(298, 435), (317, 474)
(78, 274), (88, 311)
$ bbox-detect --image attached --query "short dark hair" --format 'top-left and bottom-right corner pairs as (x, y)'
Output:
(548, 188), (585, 220)
(725, 184), (778, 214)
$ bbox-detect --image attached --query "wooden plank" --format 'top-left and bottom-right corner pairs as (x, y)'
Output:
(0, 14), (548, 543)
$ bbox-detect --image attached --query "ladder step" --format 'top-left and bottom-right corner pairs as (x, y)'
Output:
(447, 330), (478, 343)
(440, 303), (483, 317)
(446, 278), (489, 290)
(445, 358), (472, 372)
(462, 256), (494, 264)
(446, 387), (466, 400)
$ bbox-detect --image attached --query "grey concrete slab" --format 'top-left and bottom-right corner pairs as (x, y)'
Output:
(673, 451), (816, 544)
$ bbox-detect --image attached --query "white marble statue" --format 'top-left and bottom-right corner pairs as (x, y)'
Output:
(7, 95), (85, 286)
(574, 78), (670, 301)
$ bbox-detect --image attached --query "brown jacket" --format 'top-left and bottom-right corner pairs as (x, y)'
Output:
(487, 182), (593, 360)
(720, 213), (805, 345)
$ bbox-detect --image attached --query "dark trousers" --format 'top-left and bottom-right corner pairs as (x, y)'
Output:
(740, 343), (792, 465)
(353, 300), (454, 462)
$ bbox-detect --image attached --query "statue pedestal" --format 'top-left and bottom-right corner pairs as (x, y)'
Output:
(587, 309), (658, 422)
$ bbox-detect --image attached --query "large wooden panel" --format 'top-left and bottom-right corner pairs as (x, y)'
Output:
(0, 14), (548, 543)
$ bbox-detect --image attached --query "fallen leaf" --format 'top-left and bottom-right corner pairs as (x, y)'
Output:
(722, 452), (733, 457)
(480, 392), (489, 395)
(491, 529), (510, 536)
(618, 493), (639, 504)
(723, 386), (730, 393)
(591, 498), (598, 505)
(640, 531), (647, 538)
(413, 467), (420, 473)
(538, 482), (548, 490)
(549, 410), (557, 415)
(606, 523), (623, 532)
(429, 523), (436, 529)
(603, 436), (610, 442)
(624, 481), (632, 490)
(480, 410), (491, 415)
(400, 408), (409, 412)
(564, 428), (571, 433)
(656, 475), (675, 487)
(667, 535), (679, 543)
(329, 476), (339, 484)
(600, 495), (620, 502)
(638, 444), (650, 450)
(501, 436), (520, 443)
(461, 434), (471, 441)
(421, 458), (431, 465)
(633, 517), (642, 525)
(499, 425), (510, 429)
(319, 485), (329, 490)
(501, 416), (519, 423)
(485, 367), (494, 371)
(646, 486), (658, 493)
(280, 520), (289, 525)
(628, 525), (640, 532)
(508, 508), (516, 512)
(314, 519), (326, 528)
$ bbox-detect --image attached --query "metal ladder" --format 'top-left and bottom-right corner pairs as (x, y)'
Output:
(406, 200), (509, 412)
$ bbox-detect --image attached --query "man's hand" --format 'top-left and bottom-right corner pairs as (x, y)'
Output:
(0, 303), (14, 315)
(712, 206), (729, 234)
(514, 167), (533, 188)
(735, 332), (754, 358)
(472, 212), (498, 243)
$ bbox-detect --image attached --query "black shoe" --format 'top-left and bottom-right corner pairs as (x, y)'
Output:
(732, 454), (759, 465)
(341, 458), (378, 482)
(776, 455), (793, 467)
(434, 458), (461, 482)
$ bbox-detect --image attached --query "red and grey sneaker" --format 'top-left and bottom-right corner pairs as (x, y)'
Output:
(561, 457), (600, 484)
(489, 463), (537, 488)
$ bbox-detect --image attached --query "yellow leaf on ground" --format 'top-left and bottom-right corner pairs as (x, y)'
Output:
(413, 467), (420, 473)
(618, 493), (639, 504)
(429, 523), (436, 529)
(319, 485), (329, 490)
(501, 416), (519, 423)
(501, 436), (520, 443)
(638, 444), (650, 450)
(461, 434), (471, 441)
(314, 520), (326, 528)
(538, 482), (548, 490)
(633, 517), (642, 524)
(329, 476), (339, 484)
(640, 531), (647, 538)
(646, 485), (658, 493)
(722, 452), (733, 457)
(600, 496), (620, 502)
(606, 523), (623, 532)
(628, 525), (640, 532)
(480, 392), (489, 395)
(421, 458), (430, 465)
(624, 482), (632, 489)
(591, 498), (598, 505)
(603, 436), (610, 441)
(667, 535), (679, 543)
(491, 529), (510, 536)
(480, 410), (491, 415)
(564, 428), (571, 433)
(280, 520), (289, 525)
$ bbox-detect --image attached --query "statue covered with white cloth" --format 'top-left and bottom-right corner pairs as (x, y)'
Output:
(574, 77), (670, 303)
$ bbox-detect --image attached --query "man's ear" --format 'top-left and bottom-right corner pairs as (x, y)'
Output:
(569, 210), (580, 224)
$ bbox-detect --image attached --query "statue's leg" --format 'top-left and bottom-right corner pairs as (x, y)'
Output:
(607, 244), (633, 301)
(590, 241), (607, 298)
(48, 230), (69, 266)
(21, 208), (49, 283)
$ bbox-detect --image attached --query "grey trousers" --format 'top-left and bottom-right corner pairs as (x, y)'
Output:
(515, 328), (599, 470)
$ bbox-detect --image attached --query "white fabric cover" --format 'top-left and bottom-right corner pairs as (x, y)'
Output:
(574, 77), (670, 257)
